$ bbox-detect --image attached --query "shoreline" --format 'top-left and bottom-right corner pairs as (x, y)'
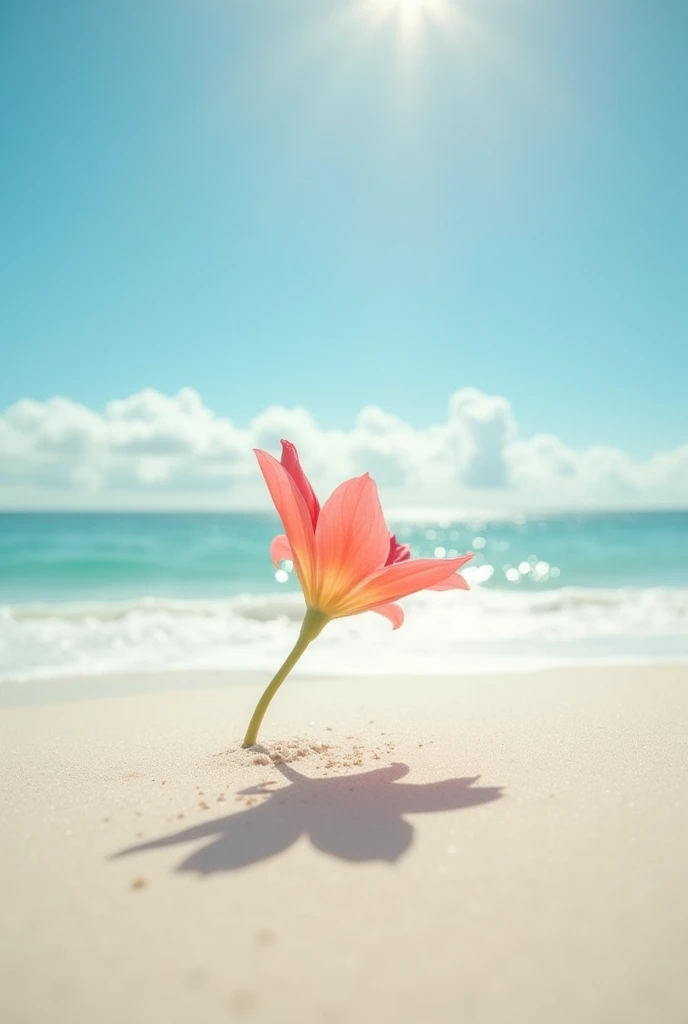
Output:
(4, 583), (688, 691)
(2, 656), (688, 708)
(2, 662), (688, 1022)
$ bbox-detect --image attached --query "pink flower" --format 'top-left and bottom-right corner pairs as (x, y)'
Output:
(266, 440), (471, 629)
(242, 440), (472, 746)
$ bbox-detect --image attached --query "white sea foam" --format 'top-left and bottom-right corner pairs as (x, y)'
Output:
(1, 586), (687, 684)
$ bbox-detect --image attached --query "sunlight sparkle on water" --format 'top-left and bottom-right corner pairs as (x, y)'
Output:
(464, 564), (494, 585)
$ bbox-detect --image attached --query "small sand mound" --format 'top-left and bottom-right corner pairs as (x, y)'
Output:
(213, 733), (398, 774)
(250, 738), (331, 766)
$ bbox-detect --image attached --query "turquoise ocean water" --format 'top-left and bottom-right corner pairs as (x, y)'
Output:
(1, 511), (687, 682)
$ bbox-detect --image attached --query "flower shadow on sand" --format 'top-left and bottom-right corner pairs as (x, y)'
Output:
(112, 762), (504, 875)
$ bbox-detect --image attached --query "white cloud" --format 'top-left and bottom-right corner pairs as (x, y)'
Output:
(447, 387), (516, 488)
(0, 386), (686, 510)
(507, 434), (579, 490)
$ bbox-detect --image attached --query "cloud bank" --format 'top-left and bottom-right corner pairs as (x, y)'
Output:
(1, 387), (686, 511)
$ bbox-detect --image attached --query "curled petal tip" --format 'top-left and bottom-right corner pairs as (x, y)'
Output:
(370, 602), (404, 630)
(270, 534), (292, 568)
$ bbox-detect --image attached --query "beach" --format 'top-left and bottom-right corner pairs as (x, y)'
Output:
(2, 663), (687, 1024)
(5, 0), (688, 1015)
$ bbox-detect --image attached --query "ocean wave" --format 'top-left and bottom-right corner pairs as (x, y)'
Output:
(1, 586), (687, 683)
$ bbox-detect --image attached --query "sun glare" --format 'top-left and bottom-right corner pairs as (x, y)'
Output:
(384, 0), (426, 17)
(362, 0), (468, 44)
(269, 0), (507, 133)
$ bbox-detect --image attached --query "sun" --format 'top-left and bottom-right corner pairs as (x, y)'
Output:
(309, 0), (491, 77)
(386, 0), (426, 13)
(363, 0), (450, 37)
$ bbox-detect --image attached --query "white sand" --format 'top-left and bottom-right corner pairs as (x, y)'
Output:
(1, 664), (687, 1024)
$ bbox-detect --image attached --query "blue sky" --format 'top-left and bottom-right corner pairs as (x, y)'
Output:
(1, 0), (686, 463)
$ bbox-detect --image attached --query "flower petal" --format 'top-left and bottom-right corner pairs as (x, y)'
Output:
(428, 572), (470, 592)
(314, 473), (391, 609)
(270, 534), (293, 568)
(254, 449), (316, 601)
(335, 554), (474, 616)
(280, 440), (320, 529)
(426, 553), (473, 590)
(370, 602), (405, 630)
(386, 534), (412, 565)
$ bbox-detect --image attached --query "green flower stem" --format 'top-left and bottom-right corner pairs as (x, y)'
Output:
(241, 608), (330, 748)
